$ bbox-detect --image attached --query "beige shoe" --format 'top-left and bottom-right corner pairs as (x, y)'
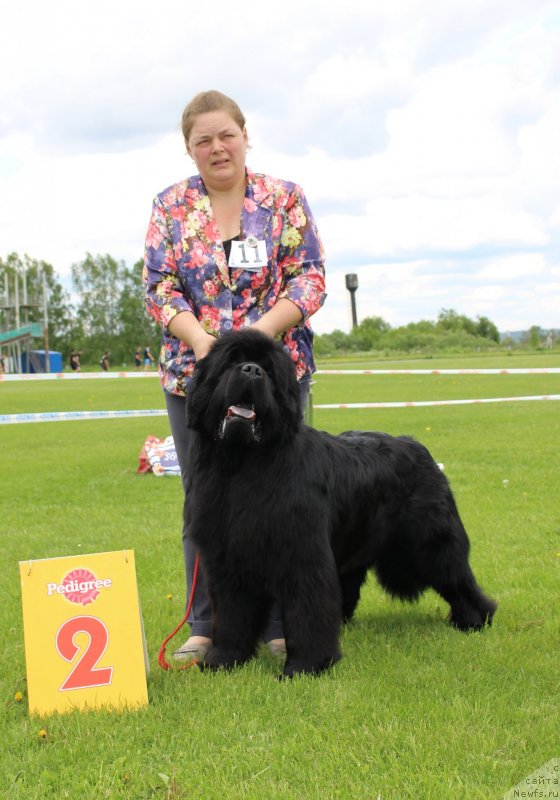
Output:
(266, 638), (286, 657)
(172, 636), (212, 661)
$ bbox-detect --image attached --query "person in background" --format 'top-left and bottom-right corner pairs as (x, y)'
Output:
(143, 344), (155, 371)
(69, 349), (81, 371)
(100, 351), (110, 371)
(134, 346), (142, 370)
(143, 90), (326, 662)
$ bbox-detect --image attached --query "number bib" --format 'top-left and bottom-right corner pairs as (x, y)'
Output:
(228, 236), (268, 271)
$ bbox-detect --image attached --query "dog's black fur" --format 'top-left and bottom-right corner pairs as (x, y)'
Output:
(184, 329), (497, 677)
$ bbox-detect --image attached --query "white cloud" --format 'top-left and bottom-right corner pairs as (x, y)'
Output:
(305, 52), (410, 102)
(476, 254), (548, 281)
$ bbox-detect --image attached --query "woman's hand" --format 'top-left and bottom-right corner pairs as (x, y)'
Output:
(168, 311), (216, 360)
(251, 298), (303, 339)
(191, 330), (217, 361)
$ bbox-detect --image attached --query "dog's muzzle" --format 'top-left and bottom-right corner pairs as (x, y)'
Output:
(219, 362), (263, 443)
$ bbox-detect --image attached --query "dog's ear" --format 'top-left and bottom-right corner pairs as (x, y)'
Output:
(186, 356), (212, 431)
(270, 340), (302, 435)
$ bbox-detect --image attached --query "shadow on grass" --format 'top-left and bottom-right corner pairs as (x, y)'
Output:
(345, 603), (448, 637)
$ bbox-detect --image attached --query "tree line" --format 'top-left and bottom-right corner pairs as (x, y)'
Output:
(0, 252), (159, 367)
(314, 310), (558, 355)
(0, 252), (554, 368)
(314, 309), (503, 356)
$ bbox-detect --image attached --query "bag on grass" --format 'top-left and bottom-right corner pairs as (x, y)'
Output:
(138, 435), (181, 477)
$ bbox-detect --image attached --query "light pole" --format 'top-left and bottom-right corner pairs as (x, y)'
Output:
(345, 273), (359, 328)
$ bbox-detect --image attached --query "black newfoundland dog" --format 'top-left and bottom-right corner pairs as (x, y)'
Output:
(184, 329), (496, 677)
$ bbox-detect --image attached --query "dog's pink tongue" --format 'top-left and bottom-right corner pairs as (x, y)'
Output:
(227, 405), (256, 421)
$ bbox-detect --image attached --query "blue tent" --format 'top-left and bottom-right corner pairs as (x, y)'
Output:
(21, 350), (63, 373)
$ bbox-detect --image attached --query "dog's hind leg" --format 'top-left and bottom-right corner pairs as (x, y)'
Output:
(430, 564), (497, 631)
(372, 515), (497, 630)
(421, 521), (497, 630)
(339, 566), (369, 623)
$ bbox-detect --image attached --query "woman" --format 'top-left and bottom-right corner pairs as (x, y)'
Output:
(143, 90), (326, 661)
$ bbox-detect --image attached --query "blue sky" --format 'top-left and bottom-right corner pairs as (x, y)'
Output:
(1, 0), (558, 334)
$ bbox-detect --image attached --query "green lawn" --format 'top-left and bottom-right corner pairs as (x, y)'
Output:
(1, 356), (559, 799)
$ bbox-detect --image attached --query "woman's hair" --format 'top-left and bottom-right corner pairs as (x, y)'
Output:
(181, 90), (246, 142)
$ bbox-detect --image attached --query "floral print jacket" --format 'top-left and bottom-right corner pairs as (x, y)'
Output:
(143, 168), (326, 396)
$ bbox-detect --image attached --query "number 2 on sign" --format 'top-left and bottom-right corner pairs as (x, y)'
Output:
(56, 616), (114, 691)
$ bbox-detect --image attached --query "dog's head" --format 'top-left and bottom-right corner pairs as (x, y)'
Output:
(186, 329), (302, 446)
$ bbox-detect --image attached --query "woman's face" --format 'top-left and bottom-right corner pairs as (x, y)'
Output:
(186, 110), (248, 191)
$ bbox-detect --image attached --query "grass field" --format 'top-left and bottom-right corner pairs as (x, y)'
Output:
(1, 353), (559, 799)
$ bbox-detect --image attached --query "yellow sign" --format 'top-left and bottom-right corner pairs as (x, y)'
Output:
(19, 550), (149, 716)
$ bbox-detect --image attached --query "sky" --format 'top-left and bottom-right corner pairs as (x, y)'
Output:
(1, 0), (559, 335)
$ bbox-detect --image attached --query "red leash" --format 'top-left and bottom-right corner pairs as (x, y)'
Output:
(158, 553), (201, 671)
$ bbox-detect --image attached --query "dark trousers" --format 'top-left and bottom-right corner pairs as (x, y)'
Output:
(165, 379), (310, 641)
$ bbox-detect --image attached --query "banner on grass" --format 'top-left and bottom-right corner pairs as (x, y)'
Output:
(19, 550), (149, 716)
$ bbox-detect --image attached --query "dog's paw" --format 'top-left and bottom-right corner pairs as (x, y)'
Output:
(202, 647), (253, 671)
(449, 602), (497, 631)
(281, 652), (341, 678)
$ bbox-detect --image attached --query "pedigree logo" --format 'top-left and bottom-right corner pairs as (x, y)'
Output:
(46, 568), (112, 607)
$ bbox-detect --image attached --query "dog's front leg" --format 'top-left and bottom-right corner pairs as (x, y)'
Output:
(203, 585), (269, 671)
(280, 560), (343, 678)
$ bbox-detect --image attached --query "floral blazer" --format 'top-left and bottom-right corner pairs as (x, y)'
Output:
(143, 168), (326, 395)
